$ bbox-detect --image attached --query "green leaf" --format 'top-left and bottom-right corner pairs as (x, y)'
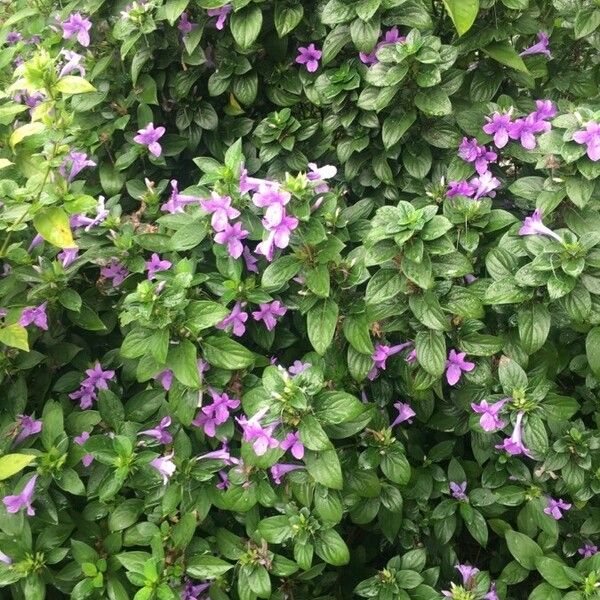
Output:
(505, 530), (543, 570)
(186, 555), (234, 579)
(167, 339), (200, 387)
(55, 76), (96, 94)
(307, 300), (338, 355)
(314, 529), (350, 566)
(586, 326), (600, 378)
(534, 557), (572, 589)
(0, 324), (29, 351)
(483, 42), (529, 73)
(274, 4), (303, 37)
(262, 256), (302, 291)
(414, 88), (452, 116)
(203, 336), (255, 370)
(415, 330), (446, 377)
(33, 207), (76, 249)
(350, 16), (380, 53)
(442, 0), (479, 35)
(185, 301), (229, 333)
(164, 0), (189, 24)
(299, 415), (332, 451)
(313, 391), (365, 424)
(381, 451), (411, 485)
(41, 401), (64, 451)
(305, 449), (343, 489)
(343, 315), (374, 354)
(230, 5), (263, 49)
(10, 122), (44, 147)
(0, 454), (35, 481)
(518, 304), (551, 354)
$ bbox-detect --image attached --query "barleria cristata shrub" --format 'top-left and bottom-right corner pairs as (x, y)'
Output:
(2, 0), (600, 599)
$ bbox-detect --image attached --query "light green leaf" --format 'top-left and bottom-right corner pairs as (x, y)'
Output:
(55, 76), (97, 94)
(483, 42), (529, 73)
(33, 207), (76, 249)
(0, 324), (29, 351)
(442, 0), (479, 36)
(0, 454), (35, 481)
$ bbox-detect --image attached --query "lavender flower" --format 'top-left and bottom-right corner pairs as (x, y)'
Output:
(74, 431), (94, 467)
(289, 360), (311, 375)
(280, 432), (304, 459)
(495, 411), (533, 457)
(200, 193), (240, 231)
(533, 100), (557, 122)
(59, 150), (96, 182)
(456, 564), (479, 586)
(271, 463), (304, 485)
(458, 137), (497, 175)
(69, 363), (115, 410)
(182, 579), (210, 600)
(255, 210), (299, 262)
(508, 114), (548, 150)
(236, 407), (280, 455)
(578, 543), (598, 558)
(243, 246), (259, 273)
(6, 31), (23, 45)
(139, 416), (172, 444)
(57, 248), (78, 268)
(153, 369), (173, 391)
(134, 123), (166, 157)
(252, 300), (287, 331)
(196, 442), (238, 465)
(359, 27), (405, 65)
(450, 482), (468, 501)
(161, 180), (202, 214)
(483, 111), (513, 148)
(471, 398), (508, 432)
(62, 13), (92, 47)
(391, 401), (416, 426)
(544, 496), (572, 520)
(58, 49), (86, 78)
(101, 260), (129, 287)
(193, 390), (240, 437)
(70, 196), (108, 231)
(145, 253), (171, 279)
(446, 180), (475, 198)
(368, 342), (412, 380)
(518, 209), (563, 242)
(295, 43), (322, 73)
(214, 221), (249, 259)
(19, 302), (48, 330)
(520, 32), (551, 58)
(445, 350), (475, 386)
(485, 583), (500, 600)
(3, 474), (38, 516)
(13, 415), (42, 445)
(207, 4), (232, 30)
(216, 471), (230, 490)
(573, 122), (600, 161)
(216, 302), (248, 337)
(252, 184), (292, 223)
(239, 168), (280, 194)
(0, 550), (11, 565)
(471, 171), (501, 200)
(178, 12), (197, 35)
(150, 451), (176, 485)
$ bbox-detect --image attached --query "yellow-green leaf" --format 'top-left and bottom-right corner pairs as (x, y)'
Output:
(0, 454), (35, 481)
(0, 158), (13, 170)
(10, 122), (45, 148)
(483, 42), (529, 73)
(0, 324), (29, 351)
(55, 76), (96, 94)
(33, 207), (77, 249)
(443, 0), (479, 36)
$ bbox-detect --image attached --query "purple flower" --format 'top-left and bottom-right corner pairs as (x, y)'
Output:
(3, 474), (38, 516)
(214, 222), (249, 259)
(150, 450), (176, 485)
(216, 471), (230, 490)
(19, 302), (48, 330)
(280, 432), (304, 459)
(456, 564), (479, 586)
(236, 407), (280, 456)
(59, 150), (95, 182)
(70, 196), (108, 231)
(450, 481), (468, 501)
(483, 111), (513, 148)
(578, 543), (598, 558)
(252, 300), (287, 331)
(6, 31), (23, 45)
(192, 390), (240, 437)
(153, 369), (173, 391)
(520, 32), (551, 58)
(182, 579), (210, 600)
(271, 463), (304, 485)
(243, 246), (259, 273)
(216, 302), (248, 337)
(307, 163), (337, 182)
(518, 209), (563, 243)
(252, 184), (291, 224)
(544, 496), (572, 520)
(69, 383), (97, 410)
(196, 442), (238, 465)
(178, 12), (197, 35)
(458, 137), (497, 175)
(139, 416), (172, 444)
(70, 363), (115, 410)
(101, 260), (129, 287)
(239, 168), (280, 194)
(368, 342), (412, 379)
(200, 193), (240, 231)
(508, 114), (549, 150)
(62, 13), (92, 47)
(74, 431), (94, 467)
(573, 122), (600, 161)
(296, 43), (321, 73)
(446, 180), (475, 198)
(445, 350), (475, 386)
(134, 123), (166, 157)
(255, 210), (299, 262)
(161, 180), (202, 214)
(471, 171), (501, 200)
(0, 550), (11, 565)
(57, 248), (79, 268)
(359, 27), (405, 65)
(533, 100), (557, 122)
(406, 349), (417, 364)
(207, 4), (232, 30)
(289, 360), (311, 376)
(495, 411), (533, 457)
(58, 49), (86, 78)
(13, 415), (42, 446)
(391, 401), (416, 426)
(471, 398), (508, 432)
(145, 253), (171, 279)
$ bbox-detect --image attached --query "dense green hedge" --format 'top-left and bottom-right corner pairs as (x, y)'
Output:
(2, 0), (600, 599)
